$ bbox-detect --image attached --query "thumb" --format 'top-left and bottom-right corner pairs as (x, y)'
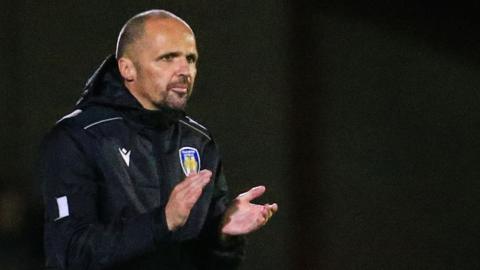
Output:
(237, 185), (266, 202)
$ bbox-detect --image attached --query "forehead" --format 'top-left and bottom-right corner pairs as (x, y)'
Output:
(142, 18), (197, 49)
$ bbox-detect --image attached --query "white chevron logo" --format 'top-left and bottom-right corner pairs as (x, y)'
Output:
(119, 148), (131, 166)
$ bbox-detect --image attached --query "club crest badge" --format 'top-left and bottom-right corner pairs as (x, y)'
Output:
(179, 147), (200, 176)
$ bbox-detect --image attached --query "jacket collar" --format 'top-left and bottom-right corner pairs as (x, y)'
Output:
(76, 54), (185, 128)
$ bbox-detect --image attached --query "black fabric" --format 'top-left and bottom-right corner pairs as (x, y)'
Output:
(40, 55), (245, 270)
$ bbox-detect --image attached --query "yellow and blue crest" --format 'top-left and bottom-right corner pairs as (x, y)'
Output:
(179, 146), (200, 176)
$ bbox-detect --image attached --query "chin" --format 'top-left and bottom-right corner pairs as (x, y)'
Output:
(165, 98), (188, 111)
(172, 103), (187, 111)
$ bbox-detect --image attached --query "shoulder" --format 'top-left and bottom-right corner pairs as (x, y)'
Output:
(42, 106), (127, 156)
(178, 115), (212, 141)
(44, 106), (126, 148)
(54, 106), (124, 131)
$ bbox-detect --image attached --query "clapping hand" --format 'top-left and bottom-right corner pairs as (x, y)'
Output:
(221, 186), (278, 235)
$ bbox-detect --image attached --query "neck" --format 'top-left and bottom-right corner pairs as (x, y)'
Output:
(123, 81), (159, 111)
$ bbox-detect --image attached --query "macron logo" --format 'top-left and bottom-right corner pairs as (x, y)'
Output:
(119, 148), (131, 166)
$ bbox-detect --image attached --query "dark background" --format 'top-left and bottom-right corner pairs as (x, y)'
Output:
(2, 1), (480, 269)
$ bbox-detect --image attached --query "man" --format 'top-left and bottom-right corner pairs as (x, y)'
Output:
(40, 9), (277, 270)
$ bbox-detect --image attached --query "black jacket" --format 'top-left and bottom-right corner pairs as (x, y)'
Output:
(40, 55), (245, 270)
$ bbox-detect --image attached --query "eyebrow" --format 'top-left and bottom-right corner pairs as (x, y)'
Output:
(155, 52), (180, 61)
(155, 51), (198, 61)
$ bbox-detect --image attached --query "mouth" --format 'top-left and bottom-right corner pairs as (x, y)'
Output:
(168, 83), (189, 96)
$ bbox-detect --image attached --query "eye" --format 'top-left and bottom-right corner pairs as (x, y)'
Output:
(158, 53), (177, 62)
(186, 54), (197, 64)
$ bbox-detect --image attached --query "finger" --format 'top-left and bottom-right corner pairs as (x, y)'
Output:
(174, 172), (199, 191)
(260, 214), (268, 226)
(267, 203), (278, 213)
(180, 170), (212, 200)
(180, 181), (211, 203)
(262, 212), (273, 225)
(264, 203), (278, 220)
(190, 171), (212, 192)
(264, 205), (273, 219)
(259, 205), (268, 217)
(198, 169), (212, 177)
(237, 185), (266, 202)
(189, 170), (212, 187)
(176, 170), (212, 193)
(183, 187), (204, 209)
(184, 169), (211, 183)
(183, 178), (210, 201)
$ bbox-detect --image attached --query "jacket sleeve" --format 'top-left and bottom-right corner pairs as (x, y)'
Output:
(194, 141), (246, 270)
(40, 126), (172, 270)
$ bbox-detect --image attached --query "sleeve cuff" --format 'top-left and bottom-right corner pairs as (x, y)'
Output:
(151, 207), (173, 244)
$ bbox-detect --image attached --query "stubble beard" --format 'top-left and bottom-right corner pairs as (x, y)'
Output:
(162, 91), (189, 111)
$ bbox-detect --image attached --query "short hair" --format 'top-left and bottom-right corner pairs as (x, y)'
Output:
(115, 9), (187, 59)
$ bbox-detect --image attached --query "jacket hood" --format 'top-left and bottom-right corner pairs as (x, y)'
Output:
(76, 54), (142, 109)
(75, 54), (185, 127)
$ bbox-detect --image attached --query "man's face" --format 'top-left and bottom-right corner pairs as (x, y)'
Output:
(125, 18), (198, 110)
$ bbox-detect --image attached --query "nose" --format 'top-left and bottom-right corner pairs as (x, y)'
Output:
(175, 57), (192, 77)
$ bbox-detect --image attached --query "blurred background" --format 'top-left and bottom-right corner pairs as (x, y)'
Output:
(2, 0), (480, 269)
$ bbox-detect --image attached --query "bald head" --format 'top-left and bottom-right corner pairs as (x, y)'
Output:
(116, 9), (192, 59)
(116, 9), (198, 111)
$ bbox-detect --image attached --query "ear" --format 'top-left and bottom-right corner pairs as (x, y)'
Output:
(117, 57), (137, 82)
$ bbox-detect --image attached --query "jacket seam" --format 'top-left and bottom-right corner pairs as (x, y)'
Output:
(83, 117), (123, 130)
(178, 120), (211, 140)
